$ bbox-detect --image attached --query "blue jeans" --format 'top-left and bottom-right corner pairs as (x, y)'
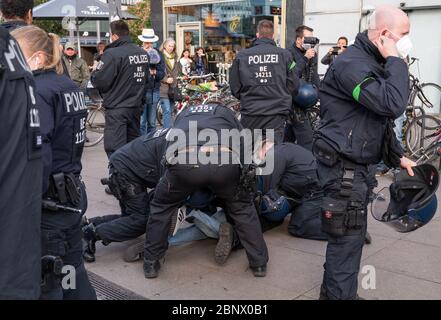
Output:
(169, 209), (226, 246)
(140, 90), (160, 135)
(160, 97), (174, 129)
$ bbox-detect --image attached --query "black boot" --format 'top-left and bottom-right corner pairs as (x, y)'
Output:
(143, 258), (161, 279)
(215, 222), (234, 265)
(250, 264), (267, 277)
(82, 223), (98, 263)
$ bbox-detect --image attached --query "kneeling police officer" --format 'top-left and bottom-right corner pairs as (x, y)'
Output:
(143, 103), (269, 278)
(82, 128), (169, 262)
(12, 26), (96, 299)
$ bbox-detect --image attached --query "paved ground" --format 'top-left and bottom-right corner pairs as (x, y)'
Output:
(82, 144), (441, 300)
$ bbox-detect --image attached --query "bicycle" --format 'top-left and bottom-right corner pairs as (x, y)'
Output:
(156, 73), (216, 126)
(85, 84), (105, 147)
(404, 57), (441, 156)
(412, 123), (441, 169)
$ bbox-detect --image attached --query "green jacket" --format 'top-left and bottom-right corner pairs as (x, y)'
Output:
(62, 55), (90, 89)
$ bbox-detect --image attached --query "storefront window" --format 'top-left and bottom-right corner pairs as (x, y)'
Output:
(165, 0), (282, 74)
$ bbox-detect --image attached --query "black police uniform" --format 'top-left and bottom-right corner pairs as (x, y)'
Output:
(91, 36), (149, 157)
(0, 20), (27, 31)
(259, 143), (327, 240)
(89, 129), (168, 244)
(229, 38), (299, 144)
(144, 104), (269, 272)
(0, 27), (43, 299)
(314, 31), (409, 300)
(285, 45), (321, 151)
(36, 69), (96, 300)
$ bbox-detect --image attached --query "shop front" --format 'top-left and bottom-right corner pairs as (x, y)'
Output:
(162, 0), (288, 75)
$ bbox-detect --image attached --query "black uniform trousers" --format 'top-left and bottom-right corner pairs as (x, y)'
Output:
(284, 109), (314, 151)
(240, 114), (286, 145)
(93, 192), (150, 244)
(104, 107), (142, 158)
(288, 192), (328, 241)
(316, 158), (370, 300)
(145, 161), (269, 268)
(40, 192), (96, 300)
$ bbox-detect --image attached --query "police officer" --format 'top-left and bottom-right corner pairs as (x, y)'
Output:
(313, 6), (415, 300)
(0, 0), (32, 31)
(12, 26), (96, 300)
(285, 25), (321, 151)
(91, 20), (149, 158)
(229, 19), (299, 144)
(256, 141), (327, 239)
(143, 103), (269, 278)
(82, 128), (169, 262)
(0, 25), (42, 300)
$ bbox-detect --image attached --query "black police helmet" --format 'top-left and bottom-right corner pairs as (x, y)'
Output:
(371, 164), (439, 233)
(293, 83), (318, 110)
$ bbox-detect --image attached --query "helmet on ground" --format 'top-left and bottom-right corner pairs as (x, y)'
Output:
(371, 164), (439, 233)
(260, 190), (292, 222)
(293, 83), (318, 110)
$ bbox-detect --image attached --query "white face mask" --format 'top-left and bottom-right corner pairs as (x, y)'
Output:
(396, 35), (413, 59)
(27, 54), (40, 71)
(389, 31), (413, 59)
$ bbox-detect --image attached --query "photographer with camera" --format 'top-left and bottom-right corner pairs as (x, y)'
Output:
(285, 26), (320, 151)
(321, 37), (348, 66)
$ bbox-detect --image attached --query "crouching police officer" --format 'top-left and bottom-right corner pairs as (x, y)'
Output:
(143, 103), (269, 278)
(0, 26), (43, 299)
(91, 20), (149, 158)
(229, 20), (299, 144)
(313, 6), (415, 300)
(12, 26), (96, 300)
(82, 128), (169, 262)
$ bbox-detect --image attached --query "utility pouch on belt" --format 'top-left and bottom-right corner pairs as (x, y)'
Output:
(313, 139), (339, 167)
(65, 173), (82, 207)
(321, 196), (348, 237)
(53, 173), (68, 204)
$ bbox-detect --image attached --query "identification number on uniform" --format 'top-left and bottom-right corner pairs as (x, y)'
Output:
(188, 105), (215, 114)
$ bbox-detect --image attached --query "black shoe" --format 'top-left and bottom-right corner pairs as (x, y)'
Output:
(250, 264), (267, 277)
(143, 259), (160, 279)
(104, 186), (113, 196)
(214, 222), (234, 265)
(82, 223), (98, 263)
(364, 231), (372, 245)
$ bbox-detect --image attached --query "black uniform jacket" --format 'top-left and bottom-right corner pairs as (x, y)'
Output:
(317, 32), (409, 165)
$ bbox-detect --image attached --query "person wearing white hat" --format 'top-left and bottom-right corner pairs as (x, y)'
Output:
(138, 28), (165, 135)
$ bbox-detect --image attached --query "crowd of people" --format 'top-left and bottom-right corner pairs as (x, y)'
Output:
(3, 0), (438, 301)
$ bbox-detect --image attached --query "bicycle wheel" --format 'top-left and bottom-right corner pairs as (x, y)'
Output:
(412, 82), (441, 115)
(85, 104), (105, 147)
(405, 114), (441, 159)
(415, 141), (441, 166)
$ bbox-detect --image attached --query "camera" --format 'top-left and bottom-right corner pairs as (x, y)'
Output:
(303, 37), (320, 50)
(331, 45), (348, 55)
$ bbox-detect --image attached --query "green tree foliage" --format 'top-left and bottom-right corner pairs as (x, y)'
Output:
(33, 0), (67, 36)
(128, 0), (151, 44)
